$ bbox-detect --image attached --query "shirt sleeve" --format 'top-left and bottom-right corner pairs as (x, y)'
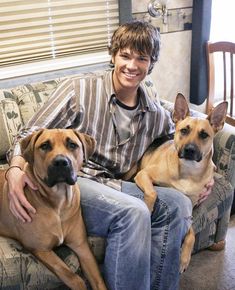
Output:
(7, 78), (77, 162)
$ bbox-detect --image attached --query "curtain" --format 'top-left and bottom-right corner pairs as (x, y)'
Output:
(190, 0), (212, 105)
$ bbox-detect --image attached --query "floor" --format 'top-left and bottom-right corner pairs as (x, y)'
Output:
(180, 214), (235, 290)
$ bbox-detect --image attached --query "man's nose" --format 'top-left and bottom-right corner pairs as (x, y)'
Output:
(126, 59), (138, 69)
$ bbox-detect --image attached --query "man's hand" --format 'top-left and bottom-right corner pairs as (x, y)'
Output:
(197, 179), (215, 205)
(6, 167), (37, 222)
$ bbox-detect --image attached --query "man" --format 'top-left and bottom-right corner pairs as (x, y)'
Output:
(5, 21), (230, 290)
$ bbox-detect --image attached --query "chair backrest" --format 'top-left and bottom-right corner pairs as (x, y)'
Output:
(206, 41), (235, 126)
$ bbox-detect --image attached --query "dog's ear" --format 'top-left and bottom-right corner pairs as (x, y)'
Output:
(73, 130), (96, 163)
(20, 130), (44, 164)
(172, 93), (190, 123)
(207, 101), (228, 133)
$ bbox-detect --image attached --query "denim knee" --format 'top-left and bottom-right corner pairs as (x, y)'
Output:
(114, 199), (151, 231)
(153, 187), (193, 235)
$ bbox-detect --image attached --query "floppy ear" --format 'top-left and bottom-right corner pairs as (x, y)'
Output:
(20, 130), (44, 164)
(172, 93), (190, 123)
(207, 101), (228, 133)
(73, 130), (96, 163)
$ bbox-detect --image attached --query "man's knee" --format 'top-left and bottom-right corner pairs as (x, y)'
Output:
(152, 187), (193, 236)
(156, 187), (192, 217)
(124, 200), (150, 224)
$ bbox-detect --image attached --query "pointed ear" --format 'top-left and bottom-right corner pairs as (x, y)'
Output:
(20, 130), (44, 164)
(73, 130), (96, 163)
(172, 93), (190, 123)
(207, 101), (228, 133)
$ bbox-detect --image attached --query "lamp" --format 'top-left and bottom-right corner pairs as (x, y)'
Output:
(148, 0), (169, 24)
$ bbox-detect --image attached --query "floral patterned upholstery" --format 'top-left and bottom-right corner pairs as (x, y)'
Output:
(0, 79), (64, 159)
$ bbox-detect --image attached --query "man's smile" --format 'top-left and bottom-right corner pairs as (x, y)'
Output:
(123, 71), (139, 79)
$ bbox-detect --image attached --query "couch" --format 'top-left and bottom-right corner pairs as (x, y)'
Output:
(0, 72), (234, 289)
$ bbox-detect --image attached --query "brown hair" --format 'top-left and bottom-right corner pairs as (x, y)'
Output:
(108, 20), (161, 74)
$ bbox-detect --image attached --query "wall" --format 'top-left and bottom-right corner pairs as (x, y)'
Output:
(132, 0), (193, 104)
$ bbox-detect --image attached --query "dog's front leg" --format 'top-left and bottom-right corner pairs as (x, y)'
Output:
(180, 226), (195, 273)
(134, 168), (157, 212)
(66, 215), (107, 290)
(33, 249), (87, 290)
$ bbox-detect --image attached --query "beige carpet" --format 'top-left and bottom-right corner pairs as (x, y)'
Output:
(180, 215), (235, 290)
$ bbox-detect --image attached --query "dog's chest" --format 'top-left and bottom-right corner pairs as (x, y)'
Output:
(179, 160), (203, 177)
(19, 210), (66, 250)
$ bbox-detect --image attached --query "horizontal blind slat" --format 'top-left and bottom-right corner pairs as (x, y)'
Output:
(0, 0), (119, 68)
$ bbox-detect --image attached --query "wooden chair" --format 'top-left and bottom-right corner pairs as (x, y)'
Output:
(206, 41), (235, 126)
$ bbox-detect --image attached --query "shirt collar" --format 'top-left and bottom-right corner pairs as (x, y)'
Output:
(104, 69), (115, 101)
(104, 69), (158, 112)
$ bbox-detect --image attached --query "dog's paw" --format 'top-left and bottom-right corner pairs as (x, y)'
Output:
(144, 200), (154, 213)
(144, 194), (156, 213)
(180, 252), (191, 273)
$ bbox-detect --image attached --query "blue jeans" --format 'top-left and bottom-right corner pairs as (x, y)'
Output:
(78, 177), (192, 290)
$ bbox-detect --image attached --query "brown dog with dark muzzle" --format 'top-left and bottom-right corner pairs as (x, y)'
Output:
(125, 93), (228, 273)
(0, 129), (107, 290)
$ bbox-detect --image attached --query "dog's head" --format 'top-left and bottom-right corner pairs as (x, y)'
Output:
(172, 93), (227, 162)
(20, 129), (96, 187)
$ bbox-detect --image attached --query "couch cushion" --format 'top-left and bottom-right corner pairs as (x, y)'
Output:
(0, 237), (75, 289)
(0, 79), (65, 159)
(11, 80), (64, 125)
(213, 125), (235, 188)
(0, 236), (105, 289)
(0, 99), (23, 159)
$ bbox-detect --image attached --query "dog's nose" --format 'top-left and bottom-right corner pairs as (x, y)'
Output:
(46, 155), (76, 187)
(52, 155), (69, 167)
(179, 143), (202, 162)
(184, 144), (196, 156)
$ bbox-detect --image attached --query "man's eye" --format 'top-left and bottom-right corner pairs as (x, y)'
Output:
(139, 56), (148, 62)
(120, 54), (129, 59)
(199, 131), (209, 139)
(40, 142), (51, 151)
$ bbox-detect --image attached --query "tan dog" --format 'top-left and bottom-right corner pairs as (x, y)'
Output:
(0, 129), (107, 290)
(125, 93), (228, 273)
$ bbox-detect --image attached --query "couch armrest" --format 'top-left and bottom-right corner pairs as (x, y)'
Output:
(212, 123), (235, 188)
(161, 99), (235, 188)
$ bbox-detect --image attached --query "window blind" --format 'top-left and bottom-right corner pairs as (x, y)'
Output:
(0, 0), (119, 67)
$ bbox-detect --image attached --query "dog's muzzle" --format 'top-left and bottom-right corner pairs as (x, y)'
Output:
(178, 143), (202, 162)
(44, 155), (77, 187)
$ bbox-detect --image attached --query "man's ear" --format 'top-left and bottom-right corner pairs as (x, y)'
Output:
(20, 130), (44, 164)
(207, 101), (228, 133)
(73, 130), (96, 163)
(172, 93), (190, 124)
(110, 55), (115, 67)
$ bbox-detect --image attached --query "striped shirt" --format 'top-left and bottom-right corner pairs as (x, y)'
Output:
(10, 69), (175, 190)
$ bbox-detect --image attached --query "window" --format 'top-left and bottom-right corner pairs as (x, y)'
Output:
(210, 0), (235, 42)
(209, 0), (235, 104)
(0, 0), (122, 79)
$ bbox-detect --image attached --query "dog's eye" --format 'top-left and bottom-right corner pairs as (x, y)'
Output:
(67, 141), (79, 150)
(199, 131), (209, 139)
(39, 141), (52, 151)
(180, 128), (189, 135)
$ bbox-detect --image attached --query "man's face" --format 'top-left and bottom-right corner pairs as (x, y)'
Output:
(112, 48), (151, 93)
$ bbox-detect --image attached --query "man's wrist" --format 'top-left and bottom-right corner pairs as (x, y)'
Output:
(5, 165), (22, 181)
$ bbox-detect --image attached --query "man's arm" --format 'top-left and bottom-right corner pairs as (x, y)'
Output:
(5, 155), (37, 222)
